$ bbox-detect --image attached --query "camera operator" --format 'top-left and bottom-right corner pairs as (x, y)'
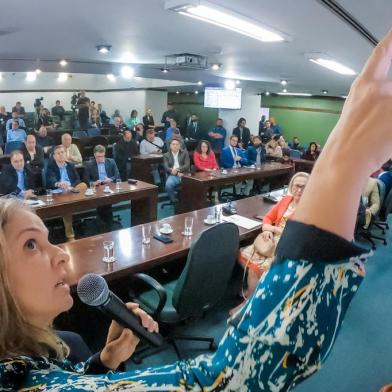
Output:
(77, 90), (90, 130)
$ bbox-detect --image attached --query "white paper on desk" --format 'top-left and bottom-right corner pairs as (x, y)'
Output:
(24, 199), (46, 207)
(222, 214), (261, 229)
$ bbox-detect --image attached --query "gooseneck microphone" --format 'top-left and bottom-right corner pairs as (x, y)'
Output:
(77, 273), (163, 347)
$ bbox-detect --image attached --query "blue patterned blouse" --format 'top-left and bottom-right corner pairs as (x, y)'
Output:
(0, 221), (368, 391)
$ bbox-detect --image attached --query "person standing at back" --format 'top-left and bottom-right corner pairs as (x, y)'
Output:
(143, 108), (155, 129)
(208, 118), (227, 152)
(77, 91), (90, 130)
(232, 117), (251, 148)
(186, 114), (202, 140)
(51, 100), (65, 121)
(161, 103), (177, 130)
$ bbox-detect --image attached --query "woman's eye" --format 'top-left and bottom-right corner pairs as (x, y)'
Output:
(25, 239), (37, 250)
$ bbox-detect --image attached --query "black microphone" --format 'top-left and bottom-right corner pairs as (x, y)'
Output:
(77, 273), (163, 347)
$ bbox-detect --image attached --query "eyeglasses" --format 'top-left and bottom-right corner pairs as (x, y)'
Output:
(292, 184), (306, 190)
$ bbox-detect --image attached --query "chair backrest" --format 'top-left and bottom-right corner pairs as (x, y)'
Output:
(376, 179), (386, 207)
(289, 149), (302, 159)
(5, 141), (24, 154)
(90, 135), (108, 148)
(172, 222), (239, 319)
(379, 185), (392, 220)
(73, 130), (88, 138)
(87, 128), (101, 137)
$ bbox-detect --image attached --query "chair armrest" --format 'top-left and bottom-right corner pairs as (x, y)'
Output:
(131, 273), (167, 317)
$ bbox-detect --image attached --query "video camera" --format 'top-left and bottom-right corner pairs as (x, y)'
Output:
(34, 97), (43, 109)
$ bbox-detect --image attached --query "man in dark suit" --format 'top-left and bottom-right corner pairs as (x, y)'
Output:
(186, 114), (202, 140)
(163, 138), (190, 203)
(46, 145), (87, 240)
(84, 144), (121, 229)
(0, 150), (37, 198)
(143, 108), (155, 129)
(113, 130), (139, 180)
(247, 136), (266, 166)
(161, 103), (177, 130)
(232, 117), (251, 148)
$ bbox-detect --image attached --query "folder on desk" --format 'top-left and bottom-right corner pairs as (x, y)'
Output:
(222, 214), (261, 230)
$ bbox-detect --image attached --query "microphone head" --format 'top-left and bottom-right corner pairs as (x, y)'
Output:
(77, 273), (109, 306)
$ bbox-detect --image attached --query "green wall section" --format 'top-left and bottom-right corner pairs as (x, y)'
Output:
(261, 96), (344, 146)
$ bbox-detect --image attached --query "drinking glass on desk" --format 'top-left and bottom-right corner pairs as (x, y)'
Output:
(183, 217), (194, 236)
(102, 240), (115, 263)
(116, 179), (121, 191)
(46, 190), (53, 204)
(89, 181), (96, 194)
(142, 224), (152, 245)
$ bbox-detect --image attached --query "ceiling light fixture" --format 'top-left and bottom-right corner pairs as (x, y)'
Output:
(211, 63), (221, 71)
(59, 59), (67, 67)
(57, 73), (68, 82)
(35, 69), (42, 74)
(176, 90), (180, 94)
(166, 0), (286, 42)
(121, 66), (134, 79)
(107, 73), (116, 81)
(280, 79), (287, 86)
(26, 72), (37, 82)
(197, 81), (203, 85)
(194, 90), (199, 94)
(322, 89), (328, 94)
(278, 92), (312, 96)
(235, 80), (241, 85)
(265, 91), (270, 96)
(282, 88), (287, 93)
(309, 57), (356, 76)
(224, 79), (236, 90)
(161, 68), (169, 73)
(96, 45), (112, 54)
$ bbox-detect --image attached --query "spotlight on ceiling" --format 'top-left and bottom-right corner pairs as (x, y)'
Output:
(121, 66), (134, 79)
(161, 68), (169, 73)
(194, 90), (199, 95)
(282, 88), (287, 93)
(265, 91), (270, 96)
(176, 90), (180, 94)
(96, 45), (112, 54)
(26, 72), (37, 82)
(197, 81), (203, 85)
(235, 80), (241, 85)
(224, 79), (236, 90)
(57, 73), (68, 82)
(211, 63), (221, 71)
(59, 59), (67, 67)
(322, 89), (328, 94)
(107, 74), (116, 81)
(280, 79), (288, 86)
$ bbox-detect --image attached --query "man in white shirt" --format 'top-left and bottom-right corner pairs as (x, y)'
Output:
(61, 133), (83, 165)
(140, 129), (164, 154)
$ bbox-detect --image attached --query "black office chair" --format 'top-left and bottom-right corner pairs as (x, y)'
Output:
(129, 222), (239, 363)
(375, 184), (392, 232)
(56, 330), (92, 363)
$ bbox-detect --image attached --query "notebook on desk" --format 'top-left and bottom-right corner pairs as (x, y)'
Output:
(222, 214), (261, 230)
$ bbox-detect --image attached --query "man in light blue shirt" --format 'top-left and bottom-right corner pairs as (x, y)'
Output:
(7, 120), (27, 143)
(6, 111), (26, 131)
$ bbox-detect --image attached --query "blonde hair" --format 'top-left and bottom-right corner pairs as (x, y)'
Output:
(288, 171), (310, 194)
(0, 199), (68, 360)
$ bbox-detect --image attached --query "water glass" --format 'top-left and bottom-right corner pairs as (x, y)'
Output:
(46, 190), (53, 204)
(116, 179), (122, 191)
(89, 181), (96, 194)
(102, 240), (115, 263)
(142, 224), (152, 245)
(215, 206), (222, 223)
(184, 217), (194, 236)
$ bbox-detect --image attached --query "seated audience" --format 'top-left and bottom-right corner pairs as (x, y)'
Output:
(269, 117), (282, 135)
(6, 111), (26, 131)
(51, 100), (65, 120)
(290, 136), (304, 151)
(46, 145), (87, 240)
(113, 130), (139, 180)
(361, 177), (381, 228)
(165, 119), (181, 141)
(126, 109), (140, 130)
(21, 134), (44, 172)
(279, 151), (294, 165)
(36, 126), (55, 153)
(266, 135), (283, 158)
(134, 123), (144, 145)
(303, 142), (320, 161)
(36, 108), (57, 130)
(221, 135), (253, 196)
(98, 103), (110, 124)
(12, 101), (25, 117)
(193, 140), (218, 171)
(61, 133), (83, 165)
(186, 114), (202, 140)
(110, 109), (123, 125)
(378, 170), (392, 194)
(84, 145), (121, 229)
(90, 108), (101, 128)
(208, 118), (227, 152)
(7, 120), (26, 143)
(140, 129), (164, 154)
(109, 116), (126, 135)
(259, 119), (273, 143)
(163, 139), (190, 203)
(0, 150), (38, 198)
(232, 117), (251, 148)
(278, 135), (289, 149)
(143, 108), (155, 129)
(247, 136), (266, 166)
(238, 172), (310, 303)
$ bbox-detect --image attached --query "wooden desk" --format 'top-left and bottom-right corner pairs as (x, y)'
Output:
(131, 154), (163, 183)
(61, 196), (272, 287)
(179, 162), (294, 212)
(293, 158), (315, 173)
(35, 181), (158, 226)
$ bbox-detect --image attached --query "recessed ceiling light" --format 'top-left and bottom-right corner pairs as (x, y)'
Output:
(96, 45), (112, 54)
(211, 63), (221, 71)
(278, 92), (312, 96)
(121, 66), (134, 79)
(176, 90), (180, 94)
(161, 68), (169, 73)
(35, 69), (42, 74)
(265, 91), (270, 96)
(107, 73), (116, 81)
(59, 59), (67, 67)
(309, 58), (356, 76)
(167, 1), (286, 42)
(26, 72), (37, 82)
(280, 79), (287, 86)
(235, 80), (240, 85)
(57, 73), (68, 82)
(197, 81), (203, 85)
(224, 79), (236, 90)
(322, 89), (328, 94)
(282, 88), (287, 93)
(194, 90), (199, 94)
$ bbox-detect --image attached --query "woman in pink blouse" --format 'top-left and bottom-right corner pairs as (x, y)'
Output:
(193, 140), (219, 171)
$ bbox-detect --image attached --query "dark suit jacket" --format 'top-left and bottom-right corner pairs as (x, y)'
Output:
(113, 139), (139, 180)
(142, 115), (154, 128)
(21, 144), (44, 171)
(186, 122), (202, 140)
(232, 126), (251, 148)
(46, 160), (81, 189)
(0, 165), (37, 195)
(163, 150), (190, 174)
(247, 145), (266, 165)
(83, 158), (121, 183)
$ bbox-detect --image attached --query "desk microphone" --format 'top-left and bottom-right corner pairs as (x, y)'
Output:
(77, 273), (163, 347)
